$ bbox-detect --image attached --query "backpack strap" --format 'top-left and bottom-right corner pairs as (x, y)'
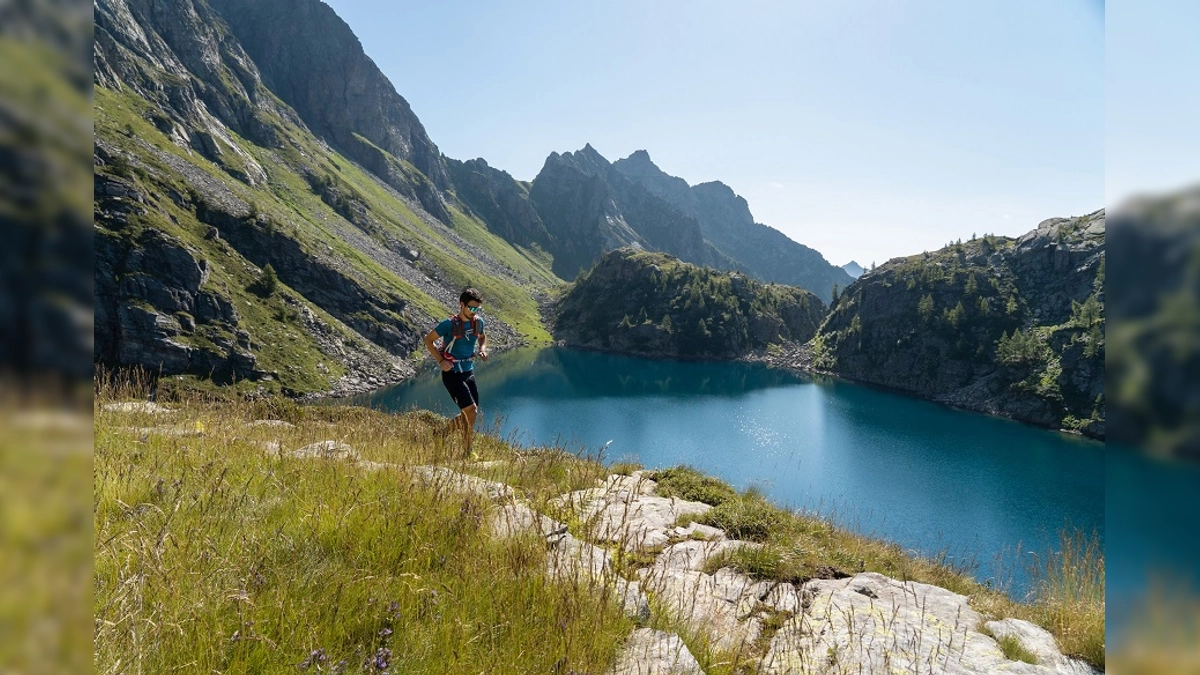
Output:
(442, 315), (462, 360)
(441, 315), (479, 371)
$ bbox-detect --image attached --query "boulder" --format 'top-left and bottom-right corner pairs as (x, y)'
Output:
(607, 628), (705, 675)
(759, 573), (1100, 675)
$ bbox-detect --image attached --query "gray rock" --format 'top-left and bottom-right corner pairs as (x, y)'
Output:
(551, 472), (712, 550)
(636, 565), (767, 654)
(489, 502), (569, 544)
(409, 466), (514, 501)
(759, 573), (1099, 675)
(984, 619), (1099, 674)
(648, 539), (762, 574)
(248, 419), (295, 428)
(607, 628), (705, 675)
(289, 440), (358, 461)
(101, 401), (175, 414)
(546, 532), (651, 622)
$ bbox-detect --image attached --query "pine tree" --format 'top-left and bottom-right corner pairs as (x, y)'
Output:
(918, 294), (934, 322)
(259, 263), (279, 296)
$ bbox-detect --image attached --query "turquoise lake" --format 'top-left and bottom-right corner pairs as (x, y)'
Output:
(359, 347), (1105, 597)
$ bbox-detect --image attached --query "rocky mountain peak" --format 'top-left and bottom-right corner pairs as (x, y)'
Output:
(571, 143), (612, 173)
(614, 149), (666, 178)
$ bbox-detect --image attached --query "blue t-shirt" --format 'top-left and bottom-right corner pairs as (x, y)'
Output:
(435, 316), (485, 371)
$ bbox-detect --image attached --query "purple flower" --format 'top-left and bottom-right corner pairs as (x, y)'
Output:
(299, 648), (326, 669)
(371, 647), (392, 670)
(378, 627), (393, 638)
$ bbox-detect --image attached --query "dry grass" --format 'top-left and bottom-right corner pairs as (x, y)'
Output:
(93, 372), (632, 674)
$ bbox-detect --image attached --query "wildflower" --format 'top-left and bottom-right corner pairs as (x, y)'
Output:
(369, 647), (392, 671)
(299, 648), (327, 669)
(378, 627), (393, 638)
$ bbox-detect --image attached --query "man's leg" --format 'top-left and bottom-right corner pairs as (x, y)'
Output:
(457, 373), (480, 456)
(459, 403), (478, 456)
(441, 371), (480, 457)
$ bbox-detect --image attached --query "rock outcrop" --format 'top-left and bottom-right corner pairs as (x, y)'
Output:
(94, 220), (259, 383)
(555, 248), (826, 359)
(499, 468), (1098, 674)
(810, 211), (1105, 437)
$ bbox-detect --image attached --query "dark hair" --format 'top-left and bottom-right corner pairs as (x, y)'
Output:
(459, 287), (483, 305)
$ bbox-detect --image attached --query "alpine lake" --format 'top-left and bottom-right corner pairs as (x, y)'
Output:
(355, 346), (1104, 598)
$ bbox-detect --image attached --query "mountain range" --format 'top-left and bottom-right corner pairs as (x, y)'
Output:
(92, 0), (1103, 438)
(93, 0), (851, 396)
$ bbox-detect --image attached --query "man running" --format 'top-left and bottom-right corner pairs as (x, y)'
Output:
(423, 287), (488, 456)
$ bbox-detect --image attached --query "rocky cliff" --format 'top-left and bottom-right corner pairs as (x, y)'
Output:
(207, 0), (452, 221)
(93, 0), (551, 396)
(555, 248), (826, 360)
(529, 145), (728, 280)
(445, 157), (550, 251)
(613, 149), (853, 303)
(809, 211), (1105, 436)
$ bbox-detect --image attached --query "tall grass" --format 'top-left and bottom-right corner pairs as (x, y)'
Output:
(1016, 528), (1105, 666)
(94, 376), (631, 674)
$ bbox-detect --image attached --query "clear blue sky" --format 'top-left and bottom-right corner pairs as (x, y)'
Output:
(1106, 0), (1200, 205)
(323, 0), (1105, 267)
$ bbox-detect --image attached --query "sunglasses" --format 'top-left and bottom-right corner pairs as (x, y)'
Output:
(465, 305), (482, 313)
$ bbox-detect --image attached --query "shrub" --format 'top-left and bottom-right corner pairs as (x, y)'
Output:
(651, 466), (737, 506)
(697, 495), (788, 543)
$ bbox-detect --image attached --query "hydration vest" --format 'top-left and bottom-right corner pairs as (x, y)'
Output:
(440, 315), (481, 366)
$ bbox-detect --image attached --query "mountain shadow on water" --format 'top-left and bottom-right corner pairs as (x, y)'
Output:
(361, 347), (807, 413)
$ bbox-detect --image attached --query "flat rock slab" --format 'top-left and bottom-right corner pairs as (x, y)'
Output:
(760, 572), (1100, 675)
(490, 502), (569, 543)
(552, 473), (713, 551)
(248, 419), (295, 428)
(547, 533), (651, 621)
(102, 402), (174, 414)
(118, 425), (204, 437)
(985, 619), (1100, 674)
(649, 540), (762, 574)
(608, 628), (705, 675)
(410, 466), (514, 501)
(638, 565), (769, 654)
(290, 440), (359, 462)
(552, 472), (661, 519)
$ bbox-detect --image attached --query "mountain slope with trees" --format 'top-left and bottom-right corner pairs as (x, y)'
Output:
(554, 249), (826, 359)
(809, 211), (1105, 436)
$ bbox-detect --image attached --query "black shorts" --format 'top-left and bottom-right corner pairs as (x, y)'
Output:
(441, 370), (479, 410)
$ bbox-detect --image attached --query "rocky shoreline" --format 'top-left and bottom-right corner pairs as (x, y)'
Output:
(742, 342), (1103, 441)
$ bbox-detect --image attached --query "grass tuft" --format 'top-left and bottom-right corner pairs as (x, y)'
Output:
(997, 633), (1039, 664)
(651, 465), (738, 506)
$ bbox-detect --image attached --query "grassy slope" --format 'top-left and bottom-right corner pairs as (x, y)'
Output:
(94, 385), (1105, 673)
(95, 84), (561, 393)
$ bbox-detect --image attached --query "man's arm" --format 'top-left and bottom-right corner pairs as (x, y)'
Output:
(477, 331), (488, 360)
(424, 329), (451, 371)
